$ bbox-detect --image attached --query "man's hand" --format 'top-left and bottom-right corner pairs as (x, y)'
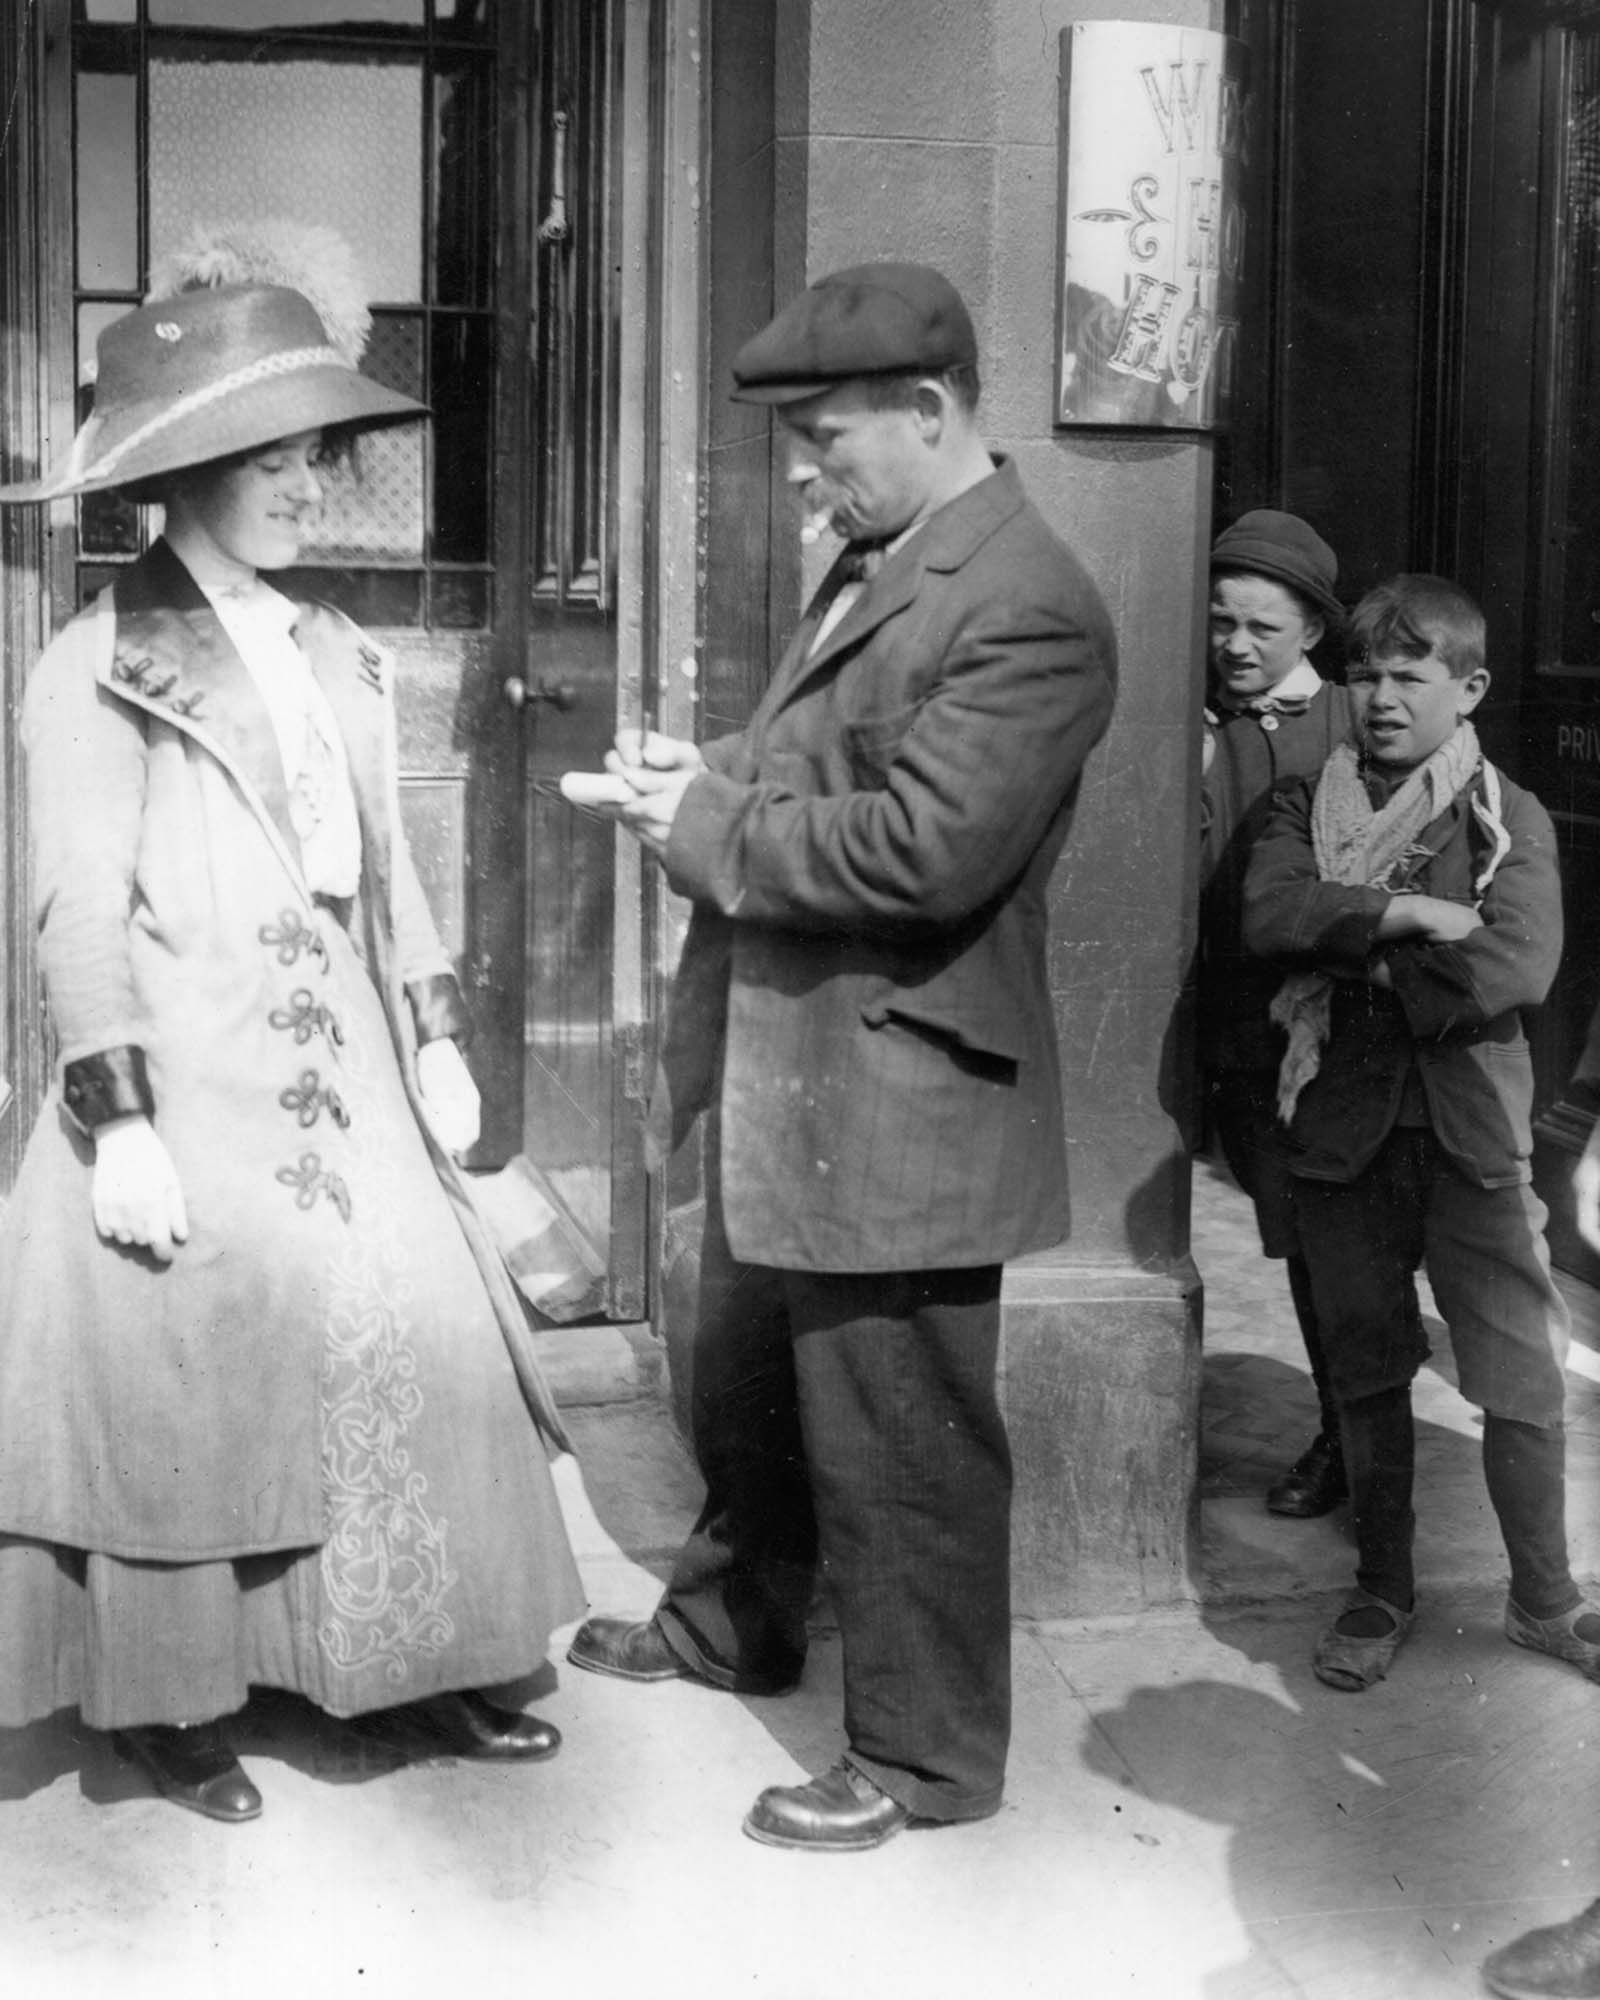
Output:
(1378, 893), (1485, 944)
(417, 1036), (481, 1156)
(93, 1114), (189, 1262)
(1574, 1126), (1600, 1255)
(605, 730), (704, 858)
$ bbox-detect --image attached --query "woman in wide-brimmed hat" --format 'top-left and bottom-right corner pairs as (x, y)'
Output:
(1199, 510), (1355, 1523)
(0, 232), (585, 1822)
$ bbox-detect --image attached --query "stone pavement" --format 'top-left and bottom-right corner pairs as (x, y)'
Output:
(2, 1157), (1597, 1999)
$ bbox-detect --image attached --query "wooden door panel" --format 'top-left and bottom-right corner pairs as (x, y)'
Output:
(507, 0), (641, 1307)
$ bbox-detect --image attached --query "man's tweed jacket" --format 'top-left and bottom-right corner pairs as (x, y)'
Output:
(652, 457), (1117, 1273)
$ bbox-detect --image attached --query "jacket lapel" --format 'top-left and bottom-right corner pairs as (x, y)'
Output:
(105, 541), (309, 893)
(767, 458), (1028, 716)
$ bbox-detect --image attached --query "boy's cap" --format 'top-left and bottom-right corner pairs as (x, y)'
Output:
(732, 262), (978, 405)
(1211, 509), (1343, 623)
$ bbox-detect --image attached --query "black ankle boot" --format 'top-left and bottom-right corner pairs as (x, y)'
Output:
(116, 1722), (262, 1823)
(357, 1689), (561, 1762)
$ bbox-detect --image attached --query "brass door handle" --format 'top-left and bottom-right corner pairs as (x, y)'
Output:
(503, 675), (578, 712)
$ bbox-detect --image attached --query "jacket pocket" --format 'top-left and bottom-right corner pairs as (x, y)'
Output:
(1423, 1041), (1535, 1177)
(860, 991), (1026, 1066)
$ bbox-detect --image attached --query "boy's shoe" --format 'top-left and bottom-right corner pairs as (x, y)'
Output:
(1505, 1597), (1600, 1683)
(1266, 1432), (1347, 1517)
(1482, 1897), (1600, 1998)
(1312, 1588), (1413, 1692)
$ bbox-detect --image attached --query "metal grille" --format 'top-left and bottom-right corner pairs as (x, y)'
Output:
(529, 0), (615, 609)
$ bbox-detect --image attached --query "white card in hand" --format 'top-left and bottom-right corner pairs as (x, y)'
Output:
(558, 771), (636, 807)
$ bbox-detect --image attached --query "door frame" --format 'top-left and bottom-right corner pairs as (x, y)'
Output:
(627, 0), (706, 1321)
(0, 0), (71, 1197)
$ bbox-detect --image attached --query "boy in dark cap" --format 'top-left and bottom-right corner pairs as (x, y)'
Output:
(1201, 511), (1354, 1518)
(565, 261), (1117, 1849)
(1244, 573), (1600, 1694)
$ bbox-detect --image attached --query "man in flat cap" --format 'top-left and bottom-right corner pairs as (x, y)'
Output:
(568, 262), (1117, 1849)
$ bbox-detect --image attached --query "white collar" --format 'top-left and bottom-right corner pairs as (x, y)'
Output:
(1269, 657), (1325, 702)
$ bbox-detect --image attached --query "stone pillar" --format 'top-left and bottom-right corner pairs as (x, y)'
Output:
(769, 0), (1218, 1614)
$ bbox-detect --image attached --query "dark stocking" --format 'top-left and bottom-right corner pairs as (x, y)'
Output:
(1336, 1385), (1416, 1633)
(1286, 1253), (1341, 1443)
(1482, 1414), (1588, 1624)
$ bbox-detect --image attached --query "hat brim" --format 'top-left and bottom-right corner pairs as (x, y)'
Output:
(0, 366), (427, 503)
(730, 363), (974, 407)
(1210, 552), (1344, 625)
(730, 378), (844, 406)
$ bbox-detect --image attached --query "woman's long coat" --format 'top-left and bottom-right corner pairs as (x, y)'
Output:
(0, 541), (567, 1563)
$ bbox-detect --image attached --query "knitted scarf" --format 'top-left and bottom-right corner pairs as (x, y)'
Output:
(1269, 721), (1495, 1122)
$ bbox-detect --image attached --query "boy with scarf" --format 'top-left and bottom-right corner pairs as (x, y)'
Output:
(1243, 574), (1600, 1692)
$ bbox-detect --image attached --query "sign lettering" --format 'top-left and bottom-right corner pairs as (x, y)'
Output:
(1056, 23), (1250, 430)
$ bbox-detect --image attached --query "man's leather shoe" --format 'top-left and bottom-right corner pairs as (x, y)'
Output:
(1266, 1432), (1347, 1517)
(115, 1722), (263, 1824)
(1482, 1896), (1600, 1997)
(362, 1689), (561, 1761)
(743, 1762), (914, 1852)
(567, 1616), (696, 1683)
(567, 1615), (800, 1696)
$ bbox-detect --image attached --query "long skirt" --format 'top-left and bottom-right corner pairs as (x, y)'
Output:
(0, 921), (587, 1731)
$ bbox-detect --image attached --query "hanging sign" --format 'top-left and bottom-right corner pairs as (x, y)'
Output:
(1054, 21), (1250, 429)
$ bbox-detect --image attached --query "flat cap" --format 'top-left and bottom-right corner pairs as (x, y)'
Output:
(732, 262), (977, 404)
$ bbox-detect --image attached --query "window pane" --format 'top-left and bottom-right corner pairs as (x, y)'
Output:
(435, 0), (496, 35)
(1550, 34), (1600, 672)
(81, 1), (138, 23)
(78, 298), (132, 387)
(280, 568), (425, 627)
(76, 71), (139, 292)
(150, 1), (422, 25)
(77, 304), (143, 558)
(430, 313), (491, 561)
(305, 314), (426, 562)
(79, 564), (129, 606)
(148, 56), (423, 304)
(432, 571), (490, 629)
(433, 55), (494, 306)
(79, 487), (143, 559)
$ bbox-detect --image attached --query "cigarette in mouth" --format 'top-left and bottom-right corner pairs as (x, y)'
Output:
(799, 508), (831, 546)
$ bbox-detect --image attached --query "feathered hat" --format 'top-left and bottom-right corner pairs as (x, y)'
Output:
(0, 222), (427, 503)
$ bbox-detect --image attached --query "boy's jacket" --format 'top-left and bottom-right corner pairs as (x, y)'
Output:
(1242, 762), (1562, 1187)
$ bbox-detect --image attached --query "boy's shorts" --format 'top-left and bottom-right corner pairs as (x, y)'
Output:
(1291, 1128), (1571, 1427)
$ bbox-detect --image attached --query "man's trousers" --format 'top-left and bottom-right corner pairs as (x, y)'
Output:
(653, 1185), (1012, 1823)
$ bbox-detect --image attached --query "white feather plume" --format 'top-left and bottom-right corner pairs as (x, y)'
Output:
(146, 221), (373, 365)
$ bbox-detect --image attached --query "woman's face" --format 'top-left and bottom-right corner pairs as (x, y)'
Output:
(165, 430), (327, 576)
(1208, 573), (1323, 700)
